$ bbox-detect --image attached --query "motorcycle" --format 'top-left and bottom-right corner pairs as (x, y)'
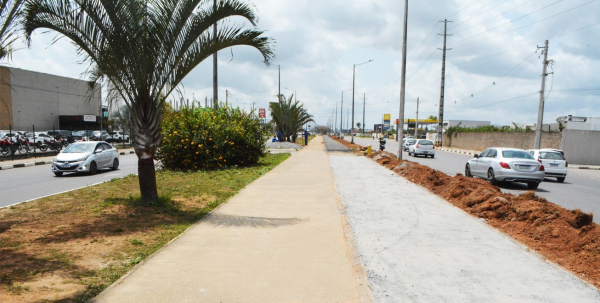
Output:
(0, 137), (14, 155)
(15, 138), (33, 154)
(379, 138), (386, 151)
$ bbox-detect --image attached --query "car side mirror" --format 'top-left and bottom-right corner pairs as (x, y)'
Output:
(474, 154), (479, 158)
(95, 149), (103, 154)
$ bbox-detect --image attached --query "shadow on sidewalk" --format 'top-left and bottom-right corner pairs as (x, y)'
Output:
(205, 214), (302, 228)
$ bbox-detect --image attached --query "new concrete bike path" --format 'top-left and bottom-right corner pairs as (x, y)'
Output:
(94, 136), (371, 302)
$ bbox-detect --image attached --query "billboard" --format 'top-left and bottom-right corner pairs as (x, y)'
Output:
(259, 108), (266, 118)
(383, 114), (391, 130)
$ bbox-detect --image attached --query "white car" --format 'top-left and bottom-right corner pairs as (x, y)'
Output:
(27, 132), (56, 147)
(402, 138), (416, 151)
(465, 147), (545, 190)
(408, 139), (435, 158)
(108, 131), (130, 143)
(527, 149), (567, 182)
(52, 142), (119, 176)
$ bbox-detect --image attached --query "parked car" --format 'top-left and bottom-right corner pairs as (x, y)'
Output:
(27, 132), (56, 147)
(52, 142), (119, 176)
(527, 149), (567, 183)
(91, 130), (109, 141)
(402, 138), (416, 151)
(108, 131), (130, 143)
(408, 139), (435, 158)
(465, 147), (545, 190)
(72, 130), (94, 141)
(540, 148), (565, 157)
(47, 130), (73, 143)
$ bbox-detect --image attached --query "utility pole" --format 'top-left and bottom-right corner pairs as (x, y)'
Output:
(362, 93), (366, 134)
(436, 19), (452, 147)
(397, 0), (409, 160)
(335, 103), (338, 135)
(340, 91), (344, 136)
(352, 60), (373, 143)
(278, 65), (281, 96)
(534, 40), (552, 149)
(212, 0), (219, 110)
(415, 97), (419, 138)
(226, 89), (229, 107)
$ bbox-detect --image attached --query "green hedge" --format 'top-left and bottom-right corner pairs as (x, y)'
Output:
(157, 106), (268, 170)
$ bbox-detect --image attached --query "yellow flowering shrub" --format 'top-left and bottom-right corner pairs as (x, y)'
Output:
(157, 106), (268, 170)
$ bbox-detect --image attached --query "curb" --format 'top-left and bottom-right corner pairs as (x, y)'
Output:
(438, 148), (477, 156)
(0, 165), (14, 170)
(573, 167), (600, 170)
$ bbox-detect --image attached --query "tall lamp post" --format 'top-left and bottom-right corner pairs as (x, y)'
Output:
(352, 60), (373, 143)
(274, 64), (281, 96)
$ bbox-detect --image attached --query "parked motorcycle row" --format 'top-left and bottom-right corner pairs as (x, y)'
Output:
(0, 133), (68, 156)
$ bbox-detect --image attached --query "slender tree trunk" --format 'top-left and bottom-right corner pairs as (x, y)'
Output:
(131, 98), (163, 203)
(138, 158), (158, 201)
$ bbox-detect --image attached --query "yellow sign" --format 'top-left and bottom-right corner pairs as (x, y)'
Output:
(383, 114), (391, 121)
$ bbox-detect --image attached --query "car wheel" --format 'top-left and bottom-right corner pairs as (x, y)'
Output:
(527, 182), (539, 190)
(557, 177), (565, 183)
(487, 168), (498, 186)
(431, 154), (434, 159)
(54, 172), (63, 177)
(89, 161), (97, 175)
(36, 141), (43, 148)
(465, 164), (472, 177)
(112, 158), (119, 170)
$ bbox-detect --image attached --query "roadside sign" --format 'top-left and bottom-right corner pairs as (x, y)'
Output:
(259, 108), (266, 118)
(260, 118), (266, 124)
(383, 114), (391, 130)
(83, 115), (96, 122)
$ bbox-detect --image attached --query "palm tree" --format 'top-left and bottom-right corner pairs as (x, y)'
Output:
(23, 0), (274, 202)
(270, 94), (313, 142)
(0, 0), (24, 61)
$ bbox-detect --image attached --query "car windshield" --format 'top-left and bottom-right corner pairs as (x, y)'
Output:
(63, 143), (96, 153)
(540, 151), (565, 160)
(502, 150), (535, 159)
(406, 140), (415, 144)
(418, 140), (433, 145)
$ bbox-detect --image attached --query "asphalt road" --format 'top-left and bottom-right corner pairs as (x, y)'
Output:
(0, 154), (139, 208)
(348, 136), (600, 222)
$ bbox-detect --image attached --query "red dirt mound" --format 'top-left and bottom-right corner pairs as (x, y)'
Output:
(367, 150), (600, 288)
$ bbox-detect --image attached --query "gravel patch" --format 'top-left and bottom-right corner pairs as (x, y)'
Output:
(266, 141), (302, 150)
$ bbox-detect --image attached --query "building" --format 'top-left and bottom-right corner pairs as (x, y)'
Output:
(0, 66), (102, 132)
(556, 115), (600, 131)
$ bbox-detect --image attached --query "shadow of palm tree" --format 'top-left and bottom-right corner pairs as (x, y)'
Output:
(203, 213), (303, 228)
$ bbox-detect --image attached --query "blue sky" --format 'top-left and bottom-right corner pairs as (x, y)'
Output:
(7, 0), (600, 129)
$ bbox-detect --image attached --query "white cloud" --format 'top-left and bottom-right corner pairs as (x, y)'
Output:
(6, 0), (599, 129)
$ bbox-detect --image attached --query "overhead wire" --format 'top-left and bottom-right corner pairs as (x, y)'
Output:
(452, 0), (563, 44)
(450, 0), (509, 30)
(452, 0), (598, 49)
(452, 0), (536, 35)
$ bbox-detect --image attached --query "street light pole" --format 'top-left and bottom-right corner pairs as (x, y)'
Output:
(351, 60), (373, 143)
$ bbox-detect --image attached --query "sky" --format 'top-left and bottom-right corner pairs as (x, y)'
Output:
(6, 0), (600, 130)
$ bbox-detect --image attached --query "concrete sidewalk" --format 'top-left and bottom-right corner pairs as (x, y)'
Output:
(94, 136), (371, 302)
(329, 153), (600, 302)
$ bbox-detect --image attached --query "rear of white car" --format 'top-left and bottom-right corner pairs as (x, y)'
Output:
(409, 139), (435, 158)
(528, 149), (567, 182)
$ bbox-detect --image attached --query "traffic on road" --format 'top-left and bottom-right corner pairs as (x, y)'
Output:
(349, 136), (600, 223)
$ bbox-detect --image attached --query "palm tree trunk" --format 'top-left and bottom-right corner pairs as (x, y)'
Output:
(131, 102), (162, 203)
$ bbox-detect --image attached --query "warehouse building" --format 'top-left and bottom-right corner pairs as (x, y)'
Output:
(0, 66), (103, 132)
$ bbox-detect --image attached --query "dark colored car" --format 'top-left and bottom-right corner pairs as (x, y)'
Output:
(47, 130), (73, 143)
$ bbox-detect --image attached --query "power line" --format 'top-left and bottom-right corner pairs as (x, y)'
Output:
(447, 0), (484, 18)
(452, 0), (563, 44)
(452, 0), (598, 49)
(452, 0), (535, 35)
(451, 0), (509, 29)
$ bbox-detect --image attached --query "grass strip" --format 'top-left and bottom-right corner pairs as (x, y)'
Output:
(0, 153), (290, 302)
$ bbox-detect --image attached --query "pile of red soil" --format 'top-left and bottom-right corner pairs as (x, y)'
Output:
(368, 150), (600, 288)
(328, 135), (365, 151)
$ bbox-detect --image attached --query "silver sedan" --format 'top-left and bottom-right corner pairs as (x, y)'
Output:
(52, 142), (119, 176)
(465, 147), (545, 190)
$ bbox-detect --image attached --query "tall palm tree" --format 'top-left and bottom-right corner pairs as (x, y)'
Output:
(270, 94), (313, 142)
(0, 0), (23, 61)
(23, 0), (274, 202)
